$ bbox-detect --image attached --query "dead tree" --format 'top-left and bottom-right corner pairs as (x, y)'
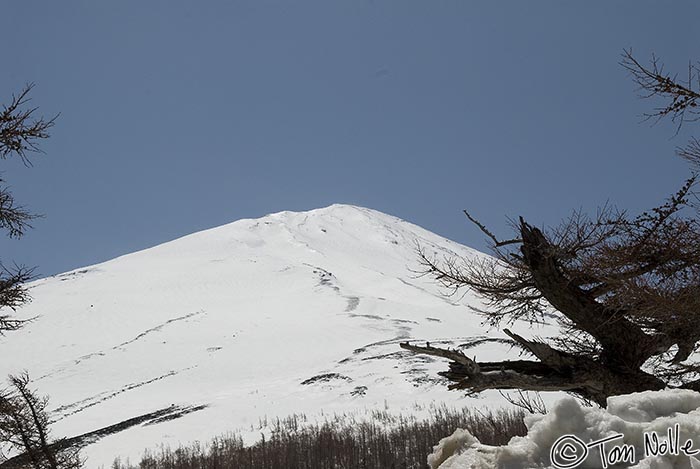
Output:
(401, 51), (700, 406)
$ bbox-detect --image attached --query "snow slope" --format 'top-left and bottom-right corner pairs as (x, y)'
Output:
(0, 204), (556, 466)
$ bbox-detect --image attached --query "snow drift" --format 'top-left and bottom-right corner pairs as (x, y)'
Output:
(428, 389), (700, 469)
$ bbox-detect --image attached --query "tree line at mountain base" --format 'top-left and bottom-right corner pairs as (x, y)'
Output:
(108, 405), (526, 469)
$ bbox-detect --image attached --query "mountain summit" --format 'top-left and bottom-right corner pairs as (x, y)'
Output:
(0, 205), (517, 465)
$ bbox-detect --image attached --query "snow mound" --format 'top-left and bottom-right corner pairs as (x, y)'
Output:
(428, 389), (700, 469)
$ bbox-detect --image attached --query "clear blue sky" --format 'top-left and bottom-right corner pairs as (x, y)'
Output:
(1, 1), (699, 277)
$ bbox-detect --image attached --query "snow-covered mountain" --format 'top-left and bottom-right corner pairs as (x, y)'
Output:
(0, 204), (545, 466)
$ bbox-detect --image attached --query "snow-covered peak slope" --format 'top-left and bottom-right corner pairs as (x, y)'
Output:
(0, 204), (533, 466)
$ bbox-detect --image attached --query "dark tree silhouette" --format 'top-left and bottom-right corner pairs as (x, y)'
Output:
(401, 51), (700, 407)
(0, 86), (81, 468)
(0, 84), (54, 335)
(0, 373), (81, 468)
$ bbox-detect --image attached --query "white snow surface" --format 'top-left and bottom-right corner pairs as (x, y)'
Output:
(428, 389), (700, 469)
(0, 204), (562, 466)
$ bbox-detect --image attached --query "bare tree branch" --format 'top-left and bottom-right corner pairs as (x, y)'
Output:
(463, 210), (521, 247)
(0, 84), (56, 166)
(621, 49), (700, 133)
(498, 389), (547, 414)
